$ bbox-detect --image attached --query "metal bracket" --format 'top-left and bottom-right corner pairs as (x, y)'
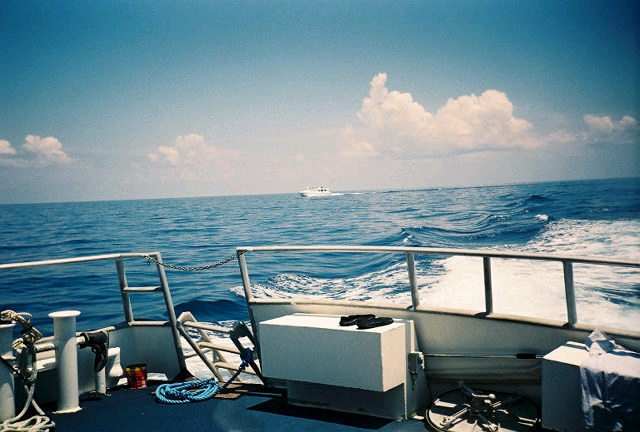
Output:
(408, 351), (424, 389)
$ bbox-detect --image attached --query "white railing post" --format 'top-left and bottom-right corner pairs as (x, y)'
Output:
(49, 310), (82, 413)
(115, 257), (134, 322)
(153, 252), (187, 371)
(238, 252), (253, 302)
(483, 256), (493, 315)
(563, 261), (577, 326)
(406, 252), (420, 309)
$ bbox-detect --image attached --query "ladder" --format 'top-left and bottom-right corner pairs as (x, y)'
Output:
(114, 252), (186, 372)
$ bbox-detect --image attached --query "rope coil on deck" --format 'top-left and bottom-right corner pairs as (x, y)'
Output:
(155, 378), (220, 404)
(155, 348), (254, 404)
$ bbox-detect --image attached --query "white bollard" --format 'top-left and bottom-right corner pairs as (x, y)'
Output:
(0, 322), (16, 421)
(95, 368), (106, 395)
(48, 310), (82, 413)
(106, 347), (124, 389)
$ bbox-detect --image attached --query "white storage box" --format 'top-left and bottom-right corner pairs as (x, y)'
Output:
(260, 313), (406, 391)
(258, 313), (426, 419)
(542, 341), (589, 432)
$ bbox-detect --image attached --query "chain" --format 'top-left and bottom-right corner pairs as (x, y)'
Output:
(142, 250), (244, 272)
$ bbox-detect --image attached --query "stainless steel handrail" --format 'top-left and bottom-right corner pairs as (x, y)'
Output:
(236, 245), (640, 327)
(0, 251), (186, 371)
(0, 252), (150, 270)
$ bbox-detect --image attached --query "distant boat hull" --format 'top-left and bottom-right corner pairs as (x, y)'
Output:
(299, 186), (331, 197)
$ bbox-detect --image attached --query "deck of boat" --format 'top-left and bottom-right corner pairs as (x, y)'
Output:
(46, 381), (427, 432)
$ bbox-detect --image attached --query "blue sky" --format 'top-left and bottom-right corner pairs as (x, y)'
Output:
(1, 0), (638, 203)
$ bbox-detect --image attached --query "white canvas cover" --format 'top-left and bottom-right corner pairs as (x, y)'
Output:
(580, 330), (640, 431)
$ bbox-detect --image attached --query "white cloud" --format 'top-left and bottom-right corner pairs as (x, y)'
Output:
(583, 114), (637, 138)
(343, 73), (534, 158)
(156, 145), (182, 166)
(542, 114), (638, 147)
(0, 135), (72, 167)
(147, 134), (245, 180)
(584, 115), (615, 134)
(148, 134), (219, 166)
(23, 135), (73, 164)
(0, 139), (16, 155)
(553, 114), (638, 147)
(620, 116), (637, 129)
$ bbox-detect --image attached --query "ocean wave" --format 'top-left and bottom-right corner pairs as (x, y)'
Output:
(525, 193), (554, 204)
(2, 178), (638, 335)
(242, 217), (639, 331)
(246, 262), (414, 305)
(175, 299), (250, 323)
(398, 212), (549, 248)
(527, 218), (640, 260)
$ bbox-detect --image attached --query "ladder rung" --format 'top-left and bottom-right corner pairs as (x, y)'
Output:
(214, 361), (257, 375)
(128, 320), (170, 326)
(199, 341), (240, 355)
(182, 321), (231, 333)
(122, 286), (162, 292)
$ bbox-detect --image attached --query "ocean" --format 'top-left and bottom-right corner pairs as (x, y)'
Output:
(1, 178), (639, 336)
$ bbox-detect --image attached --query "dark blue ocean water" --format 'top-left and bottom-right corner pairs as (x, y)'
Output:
(1, 178), (639, 335)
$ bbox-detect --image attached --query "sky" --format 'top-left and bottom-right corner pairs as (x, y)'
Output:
(0, 0), (638, 204)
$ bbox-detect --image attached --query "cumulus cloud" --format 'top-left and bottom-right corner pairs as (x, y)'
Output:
(147, 134), (245, 180)
(536, 113), (638, 147)
(23, 135), (73, 164)
(343, 73), (534, 158)
(0, 139), (16, 155)
(583, 114), (637, 138)
(149, 134), (219, 166)
(0, 135), (72, 167)
(546, 114), (638, 146)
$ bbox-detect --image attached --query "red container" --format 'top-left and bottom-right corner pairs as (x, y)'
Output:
(125, 364), (147, 389)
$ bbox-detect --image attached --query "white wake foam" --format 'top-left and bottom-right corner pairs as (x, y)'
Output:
(234, 218), (639, 331)
(420, 219), (639, 330)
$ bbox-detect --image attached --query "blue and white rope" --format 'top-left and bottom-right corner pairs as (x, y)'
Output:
(155, 348), (254, 404)
(155, 378), (220, 404)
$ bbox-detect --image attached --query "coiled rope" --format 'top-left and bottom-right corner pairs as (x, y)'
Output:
(155, 378), (220, 404)
(155, 348), (253, 404)
(0, 311), (55, 432)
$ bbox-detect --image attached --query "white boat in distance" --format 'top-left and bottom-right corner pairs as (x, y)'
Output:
(299, 186), (332, 197)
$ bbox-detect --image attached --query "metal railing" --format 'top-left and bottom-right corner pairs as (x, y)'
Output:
(0, 252), (186, 371)
(177, 312), (258, 382)
(236, 245), (640, 327)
